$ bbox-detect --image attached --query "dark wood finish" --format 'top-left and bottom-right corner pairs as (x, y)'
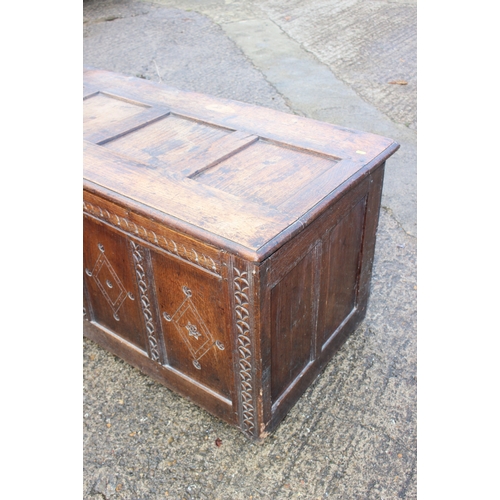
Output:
(317, 196), (367, 348)
(84, 217), (148, 351)
(270, 249), (316, 404)
(83, 69), (399, 440)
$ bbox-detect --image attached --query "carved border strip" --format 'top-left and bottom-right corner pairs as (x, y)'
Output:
(130, 241), (161, 363)
(83, 201), (220, 275)
(233, 266), (256, 437)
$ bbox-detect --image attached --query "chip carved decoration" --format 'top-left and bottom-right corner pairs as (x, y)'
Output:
(130, 241), (162, 362)
(233, 266), (256, 437)
(161, 285), (225, 370)
(85, 243), (135, 322)
(83, 201), (219, 275)
(84, 202), (259, 434)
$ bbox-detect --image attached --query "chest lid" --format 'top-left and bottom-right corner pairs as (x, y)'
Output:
(84, 69), (399, 262)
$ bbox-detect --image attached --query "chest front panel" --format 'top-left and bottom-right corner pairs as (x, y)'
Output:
(83, 206), (237, 420)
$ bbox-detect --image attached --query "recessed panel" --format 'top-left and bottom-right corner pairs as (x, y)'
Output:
(83, 216), (147, 351)
(271, 250), (315, 403)
(151, 251), (232, 400)
(83, 92), (148, 138)
(194, 140), (338, 209)
(103, 115), (230, 172)
(318, 197), (367, 347)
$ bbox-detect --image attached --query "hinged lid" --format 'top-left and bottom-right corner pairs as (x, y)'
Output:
(83, 69), (399, 262)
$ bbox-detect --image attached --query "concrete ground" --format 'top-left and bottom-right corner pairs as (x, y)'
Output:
(83, 1), (417, 498)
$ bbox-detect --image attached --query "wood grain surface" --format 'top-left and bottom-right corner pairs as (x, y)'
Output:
(84, 68), (399, 259)
(83, 69), (399, 439)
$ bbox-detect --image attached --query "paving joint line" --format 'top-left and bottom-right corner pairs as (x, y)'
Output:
(216, 16), (302, 115)
(263, 14), (414, 132)
(380, 205), (417, 240)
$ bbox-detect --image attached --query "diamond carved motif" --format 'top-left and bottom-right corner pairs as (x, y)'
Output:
(162, 286), (224, 369)
(85, 243), (134, 321)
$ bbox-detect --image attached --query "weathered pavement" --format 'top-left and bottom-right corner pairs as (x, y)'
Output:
(83, 1), (417, 498)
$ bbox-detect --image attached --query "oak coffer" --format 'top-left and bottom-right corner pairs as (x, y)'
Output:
(83, 68), (399, 440)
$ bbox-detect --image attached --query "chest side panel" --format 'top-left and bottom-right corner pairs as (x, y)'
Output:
(260, 171), (382, 428)
(317, 195), (367, 349)
(270, 249), (317, 403)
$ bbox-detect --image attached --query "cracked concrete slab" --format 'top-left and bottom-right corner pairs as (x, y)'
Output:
(255, 0), (417, 129)
(148, 0), (417, 129)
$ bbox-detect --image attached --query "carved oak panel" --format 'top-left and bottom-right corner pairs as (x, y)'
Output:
(151, 250), (233, 400)
(83, 216), (147, 352)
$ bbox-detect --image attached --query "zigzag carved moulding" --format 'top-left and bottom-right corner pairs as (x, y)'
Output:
(83, 201), (220, 275)
(130, 241), (162, 363)
(233, 266), (256, 438)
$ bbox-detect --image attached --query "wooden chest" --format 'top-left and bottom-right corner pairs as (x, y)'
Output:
(83, 68), (399, 440)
